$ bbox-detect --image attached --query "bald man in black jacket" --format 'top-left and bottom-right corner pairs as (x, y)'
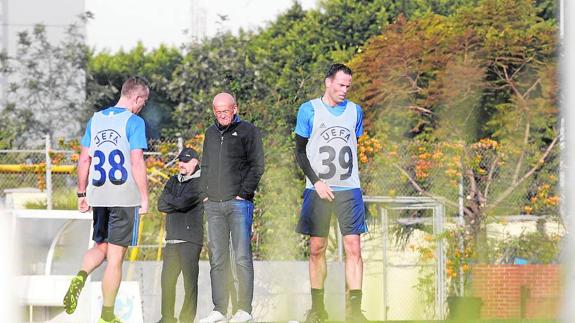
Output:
(199, 93), (264, 323)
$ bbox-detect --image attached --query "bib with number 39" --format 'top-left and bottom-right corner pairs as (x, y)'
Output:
(306, 99), (360, 189)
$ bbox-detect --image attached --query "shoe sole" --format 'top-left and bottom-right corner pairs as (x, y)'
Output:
(63, 295), (77, 314)
(63, 281), (83, 314)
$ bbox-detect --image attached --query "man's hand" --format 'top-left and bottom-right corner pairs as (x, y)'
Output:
(78, 197), (90, 213)
(314, 180), (334, 201)
(139, 199), (149, 215)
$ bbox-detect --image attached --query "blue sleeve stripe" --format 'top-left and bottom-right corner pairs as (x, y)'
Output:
(356, 104), (364, 138)
(127, 115), (148, 150)
(131, 208), (140, 246)
(294, 101), (314, 138)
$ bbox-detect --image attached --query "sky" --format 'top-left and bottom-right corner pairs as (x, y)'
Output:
(85, 0), (318, 52)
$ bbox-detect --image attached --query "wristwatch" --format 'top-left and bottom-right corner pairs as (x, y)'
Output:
(77, 192), (86, 198)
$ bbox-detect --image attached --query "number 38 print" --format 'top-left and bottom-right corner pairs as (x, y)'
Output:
(92, 149), (128, 186)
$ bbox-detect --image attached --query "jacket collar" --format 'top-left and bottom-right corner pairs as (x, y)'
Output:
(178, 167), (201, 182)
(215, 114), (241, 132)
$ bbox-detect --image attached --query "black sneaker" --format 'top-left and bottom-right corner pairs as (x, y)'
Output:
(347, 310), (370, 322)
(63, 275), (85, 314)
(304, 309), (328, 323)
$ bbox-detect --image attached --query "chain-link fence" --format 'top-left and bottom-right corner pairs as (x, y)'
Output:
(0, 140), (76, 210)
(0, 136), (185, 209)
(2, 135), (565, 319)
(1, 137), (563, 265)
(359, 138), (564, 319)
(0, 135), (190, 261)
(359, 197), (447, 321)
(364, 140), (559, 217)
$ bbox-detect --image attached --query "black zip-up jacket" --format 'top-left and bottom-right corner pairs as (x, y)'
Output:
(157, 168), (203, 245)
(200, 115), (265, 201)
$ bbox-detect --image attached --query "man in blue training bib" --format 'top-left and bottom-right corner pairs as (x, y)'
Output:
(63, 76), (150, 323)
(295, 63), (369, 323)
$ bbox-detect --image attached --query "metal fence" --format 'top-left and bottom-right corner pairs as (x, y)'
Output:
(0, 135), (185, 207)
(0, 136), (562, 244)
(2, 135), (564, 320)
(364, 140), (560, 219)
(1, 137), (560, 211)
(360, 196), (447, 320)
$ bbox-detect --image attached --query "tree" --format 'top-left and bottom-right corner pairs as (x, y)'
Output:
(87, 43), (183, 138)
(350, 0), (558, 289)
(167, 32), (259, 136)
(0, 14), (91, 147)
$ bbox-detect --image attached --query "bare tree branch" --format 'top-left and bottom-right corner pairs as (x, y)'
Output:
(392, 163), (474, 217)
(509, 57), (533, 81)
(407, 105), (433, 115)
(523, 78), (541, 99)
(512, 120), (530, 184)
(486, 136), (559, 211)
(483, 155), (499, 200)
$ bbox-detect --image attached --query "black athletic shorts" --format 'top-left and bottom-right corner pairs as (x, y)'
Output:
(92, 206), (140, 247)
(296, 188), (368, 237)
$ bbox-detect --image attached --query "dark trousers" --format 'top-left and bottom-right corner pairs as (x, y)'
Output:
(160, 242), (202, 323)
(205, 199), (254, 314)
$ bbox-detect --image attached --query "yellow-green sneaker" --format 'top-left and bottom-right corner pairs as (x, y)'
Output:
(98, 316), (122, 323)
(63, 275), (85, 314)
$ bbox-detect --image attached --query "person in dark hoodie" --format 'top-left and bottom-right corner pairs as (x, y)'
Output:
(156, 147), (204, 323)
(199, 92), (264, 323)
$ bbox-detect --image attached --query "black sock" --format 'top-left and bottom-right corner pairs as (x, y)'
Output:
(77, 270), (88, 283)
(349, 289), (362, 314)
(311, 288), (325, 312)
(101, 305), (115, 321)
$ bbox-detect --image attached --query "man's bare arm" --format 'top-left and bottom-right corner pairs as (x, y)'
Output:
(131, 149), (149, 214)
(77, 147), (91, 212)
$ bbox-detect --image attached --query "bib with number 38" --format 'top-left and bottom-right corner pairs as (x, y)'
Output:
(87, 110), (141, 206)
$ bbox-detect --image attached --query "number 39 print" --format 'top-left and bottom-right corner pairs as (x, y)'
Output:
(318, 145), (353, 180)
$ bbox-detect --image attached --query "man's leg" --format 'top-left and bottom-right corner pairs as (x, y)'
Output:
(179, 242), (202, 323)
(343, 235), (367, 321)
(160, 244), (181, 323)
(227, 250), (239, 315)
(337, 188), (368, 321)
(204, 201), (231, 318)
(80, 242), (109, 273)
(229, 199), (254, 318)
(100, 243), (127, 321)
(343, 235), (362, 289)
(64, 207), (110, 314)
(64, 242), (108, 314)
(309, 236), (328, 315)
(309, 236), (328, 289)
(296, 189), (332, 323)
(86, 207), (111, 273)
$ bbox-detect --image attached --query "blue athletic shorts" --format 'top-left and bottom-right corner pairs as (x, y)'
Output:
(296, 188), (368, 237)
(92, 207), (140, 247)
